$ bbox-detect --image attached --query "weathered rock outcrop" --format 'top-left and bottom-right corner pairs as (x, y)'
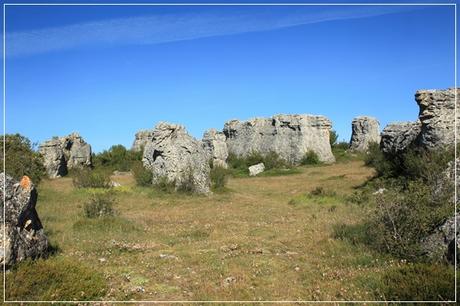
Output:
(39, 133), (92, 178)
(132, 130), (155, 152)
(0, 174), (49, 268)
(415, 89), (457, 150)
(349, 116), (380, 152)
(202, 129), (228, 169)
(38, 138), (67, 178)
(143, 122), (211, 194)
(422, 214), (458, 264)
(63, 133), (92, 169)
(223, 114), (335, 164)
(380, 121), (422, 154)
(381, 88), (457, 154)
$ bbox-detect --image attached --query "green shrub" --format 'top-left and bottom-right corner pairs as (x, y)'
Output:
(227, 151), (292, 177)
(329, 130), (339, 146)
(6, 257), (107, 301)
(132, 161), (152, 186)
(300, 151), (321, 165)
(368, 179), (453, 260)
(72, 168), (112, 189)
(263, 151), (290, 169)
(210, 165), (229, 191)
(92, 144), (142, 172)
(380, 263), (454, 301)
(365, 143), (454, 184)
(153, 176), (176, 193)
(309, 186), (336, 197)
(0, 134), (45, 183)
(84, 192), (116, 218)
(177, 167), (196, 194)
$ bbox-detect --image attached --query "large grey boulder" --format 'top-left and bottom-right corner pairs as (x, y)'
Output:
(63, 133), (92, 169)
(223, 114), (335, 164)
(349, 116), (380, 152)
(38, 138), (67, 178)
(143, 122), (211, 194)
(0, 174), (49, 268)
(132, 130), (155, 152)
(202, 129), (228, 169)
(39, 133), (92, 178)
(415, 88), (457, 150)
(422, 214), (458, 265)
(380, 121), (422, 154)
(380, 88), (457, 154)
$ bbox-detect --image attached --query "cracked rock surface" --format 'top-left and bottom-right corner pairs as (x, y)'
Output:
(223, 114), (335, 164)
(349, 116), (380, 152)
(143, 122), (211, 194)
(0, 173), (49, 268)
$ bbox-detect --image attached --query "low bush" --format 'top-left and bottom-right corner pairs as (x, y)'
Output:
(309, 186), (336, 197)
(380, 263), (454, 301)
(227, 151), (292, 177)
(366, 179), (453, 260)
(176, 167), (196, 194)
(0, 133), (46, 183)
(300, 151), (321, 165)
(132, 161), (152, 186)
(92, 144), (142, 172)
(72, 168), (112, 188)
(153, 176), (176, 194)
(5, 257), (107, 301)
(84, 192), (116, 218)
(329, 130), (339, 146)
(210, 165), (229, 191)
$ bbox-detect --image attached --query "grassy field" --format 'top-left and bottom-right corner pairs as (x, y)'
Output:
(3, 159), (432, 301)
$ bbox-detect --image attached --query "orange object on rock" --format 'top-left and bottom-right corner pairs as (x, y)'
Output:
(20, 176), (32, 189)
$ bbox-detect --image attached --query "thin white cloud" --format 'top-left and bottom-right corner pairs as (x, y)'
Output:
(6, 6), (413, 57)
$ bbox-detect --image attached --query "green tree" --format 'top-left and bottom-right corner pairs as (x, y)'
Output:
(0, 134), (45, 183)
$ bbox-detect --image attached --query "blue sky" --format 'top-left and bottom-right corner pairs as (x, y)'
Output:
(3, 1), (457, 152)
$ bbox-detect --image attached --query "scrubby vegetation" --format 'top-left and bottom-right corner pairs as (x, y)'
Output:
(300, 151), (321, 165)
(0, 133), (45, 183)
(380, 263), (454, 301)
(210, 165), (229, 191)
(132, 161), (153, 186)
(227, 151), (294, 177)
(341, 145), (455, 261)
(5, 257), (107, 301)
(72, 168), (112, 188)
(92, 144), (142, 172)
(84, 192), (116, 218)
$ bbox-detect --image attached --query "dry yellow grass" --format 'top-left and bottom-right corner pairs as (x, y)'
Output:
(8, 160), (401, 301)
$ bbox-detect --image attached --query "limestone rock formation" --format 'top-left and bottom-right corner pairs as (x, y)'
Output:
(143, 122), (211, 194)
(132, 130), (155, 152)
(223, 114), (335, 164)
(249, 163), (265, 176)
(38, 138), (67, 178)
(202, 129), (228, 169)
(380, 88), (458, 154)
(349, 116), (380, 152)
(39, 133), (92, 178)
(415, 88), (457, 150)
(380, 121), (422, 154)
(0, 174), (49, 268)
(422, 214), (459, 265)
(63, 133), (92, 169)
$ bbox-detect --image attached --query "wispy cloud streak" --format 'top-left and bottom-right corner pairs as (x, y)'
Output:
(7, 7), (413, 57)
